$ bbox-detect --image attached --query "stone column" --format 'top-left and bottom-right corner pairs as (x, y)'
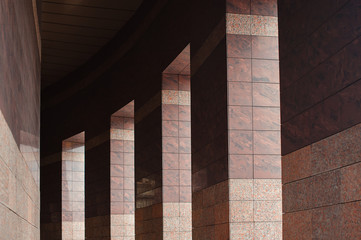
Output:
(191, 0), (281, 239)
(135, 46), (192, 240)
(161, 62), (192, 239)
(62, 133), (85, 240)
(110, 101), (135, 239)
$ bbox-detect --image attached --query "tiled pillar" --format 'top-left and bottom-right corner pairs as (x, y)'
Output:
(85, 123), (111, 239)
(192, 0), (281, 239)
(62, 133), (85, 240)
(135, 93), (163, 240)
(110, 101), (135, 239)
(161, 72), (192, 239)
(135, 46), (191, 240)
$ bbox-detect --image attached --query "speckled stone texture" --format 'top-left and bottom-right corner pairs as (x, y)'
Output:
(282, 123), (361, 239)
(0, 0), (41, 239)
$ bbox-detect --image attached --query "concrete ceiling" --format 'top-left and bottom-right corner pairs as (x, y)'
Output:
(41, 0), (143, 89)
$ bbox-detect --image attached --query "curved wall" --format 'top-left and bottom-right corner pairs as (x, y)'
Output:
(0, 0), (41, 239)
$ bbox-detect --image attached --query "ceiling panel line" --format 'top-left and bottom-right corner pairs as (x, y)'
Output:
(43, 39), (102, 47)
(42, 0), (137, 11)
(42, 30), (109, 40)
(43, 61), (79, 67)
(42, 20), (122, 31)
(42, 11), (134, 21)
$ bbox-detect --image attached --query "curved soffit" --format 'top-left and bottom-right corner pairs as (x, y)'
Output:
(41, 0), (143, 89)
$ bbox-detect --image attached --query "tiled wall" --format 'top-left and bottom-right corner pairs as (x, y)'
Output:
(0, 0), (41, 239)
(62, 133), (85, 240)
(192, 0), (281, 239)
(110, 102), (135, 239)
(279, 0), (361, 239)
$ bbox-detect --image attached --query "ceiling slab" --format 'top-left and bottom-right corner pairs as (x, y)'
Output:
(41, 0), (143, 89)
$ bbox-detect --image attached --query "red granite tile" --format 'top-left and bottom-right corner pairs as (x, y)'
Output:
(180, 170), (191, 186)
(111, 190), (124, 202)
(283, 177), (313, 212)
(282, 146), (312, 183)
(162, 73), (179, 90)
(111, 165), (124, 178)
(124, 165), (134, 178)
(111, 140), (124, 152)
(228, 82), (252, 106)
(227, 0), (251, 14)
(73, 212), (84, 221)
(283, 210), (312, 240)
(207, 159), (228, 186)
(342, 201), (361, 239)
(312, 205), (342, 239)
(179, 137), (191, 153)
(163, 153), (179, 169)
(251, 0), (278, 16)
(252, 36), (279, 59)
(124, 189), (134, 202)
(62, 201), (72, 212)
(253, 106), (280, 130)
(312, 170), (341, 208)
(228, 106), (252, 130)
(179, 154), (191, 170)
(252, 59), (279, 83)
(229, 130), (253, 154)
(163, 170), (180, 186)
(111, 201), (124, 214)
(124, 177), (134, 190)
(179, 121), (191, 137)
(179, 75), (190, 91)
(162, 104), (178, 121)
(124, 202), (135, 214)
(253, 83), (280, 107)
(111, 177), (124, 190)
(124, 140), (134, 152)
(341, 162), (361, 202)
(180, 186), (192, 203)
(254, 155), (281, 178)
(311, 124), (361, 175)
(162, 120), (179, 137)
(62, 212), (73, 221)
(202, 186), (216, 208)
(229, 154), (253, 178)
(163, 186), (180, 202)
(162, 136), (179, 153)
(123, 152), (133, 165)
(73, 201), (84, 212)
(253, 131), (280, 154)
(179, 105), (190, 121)
(227, 58), (252, 82)
(111, 116), (124, 129)
(227, 34), (252, 58)
(124, 117), (134, 130)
